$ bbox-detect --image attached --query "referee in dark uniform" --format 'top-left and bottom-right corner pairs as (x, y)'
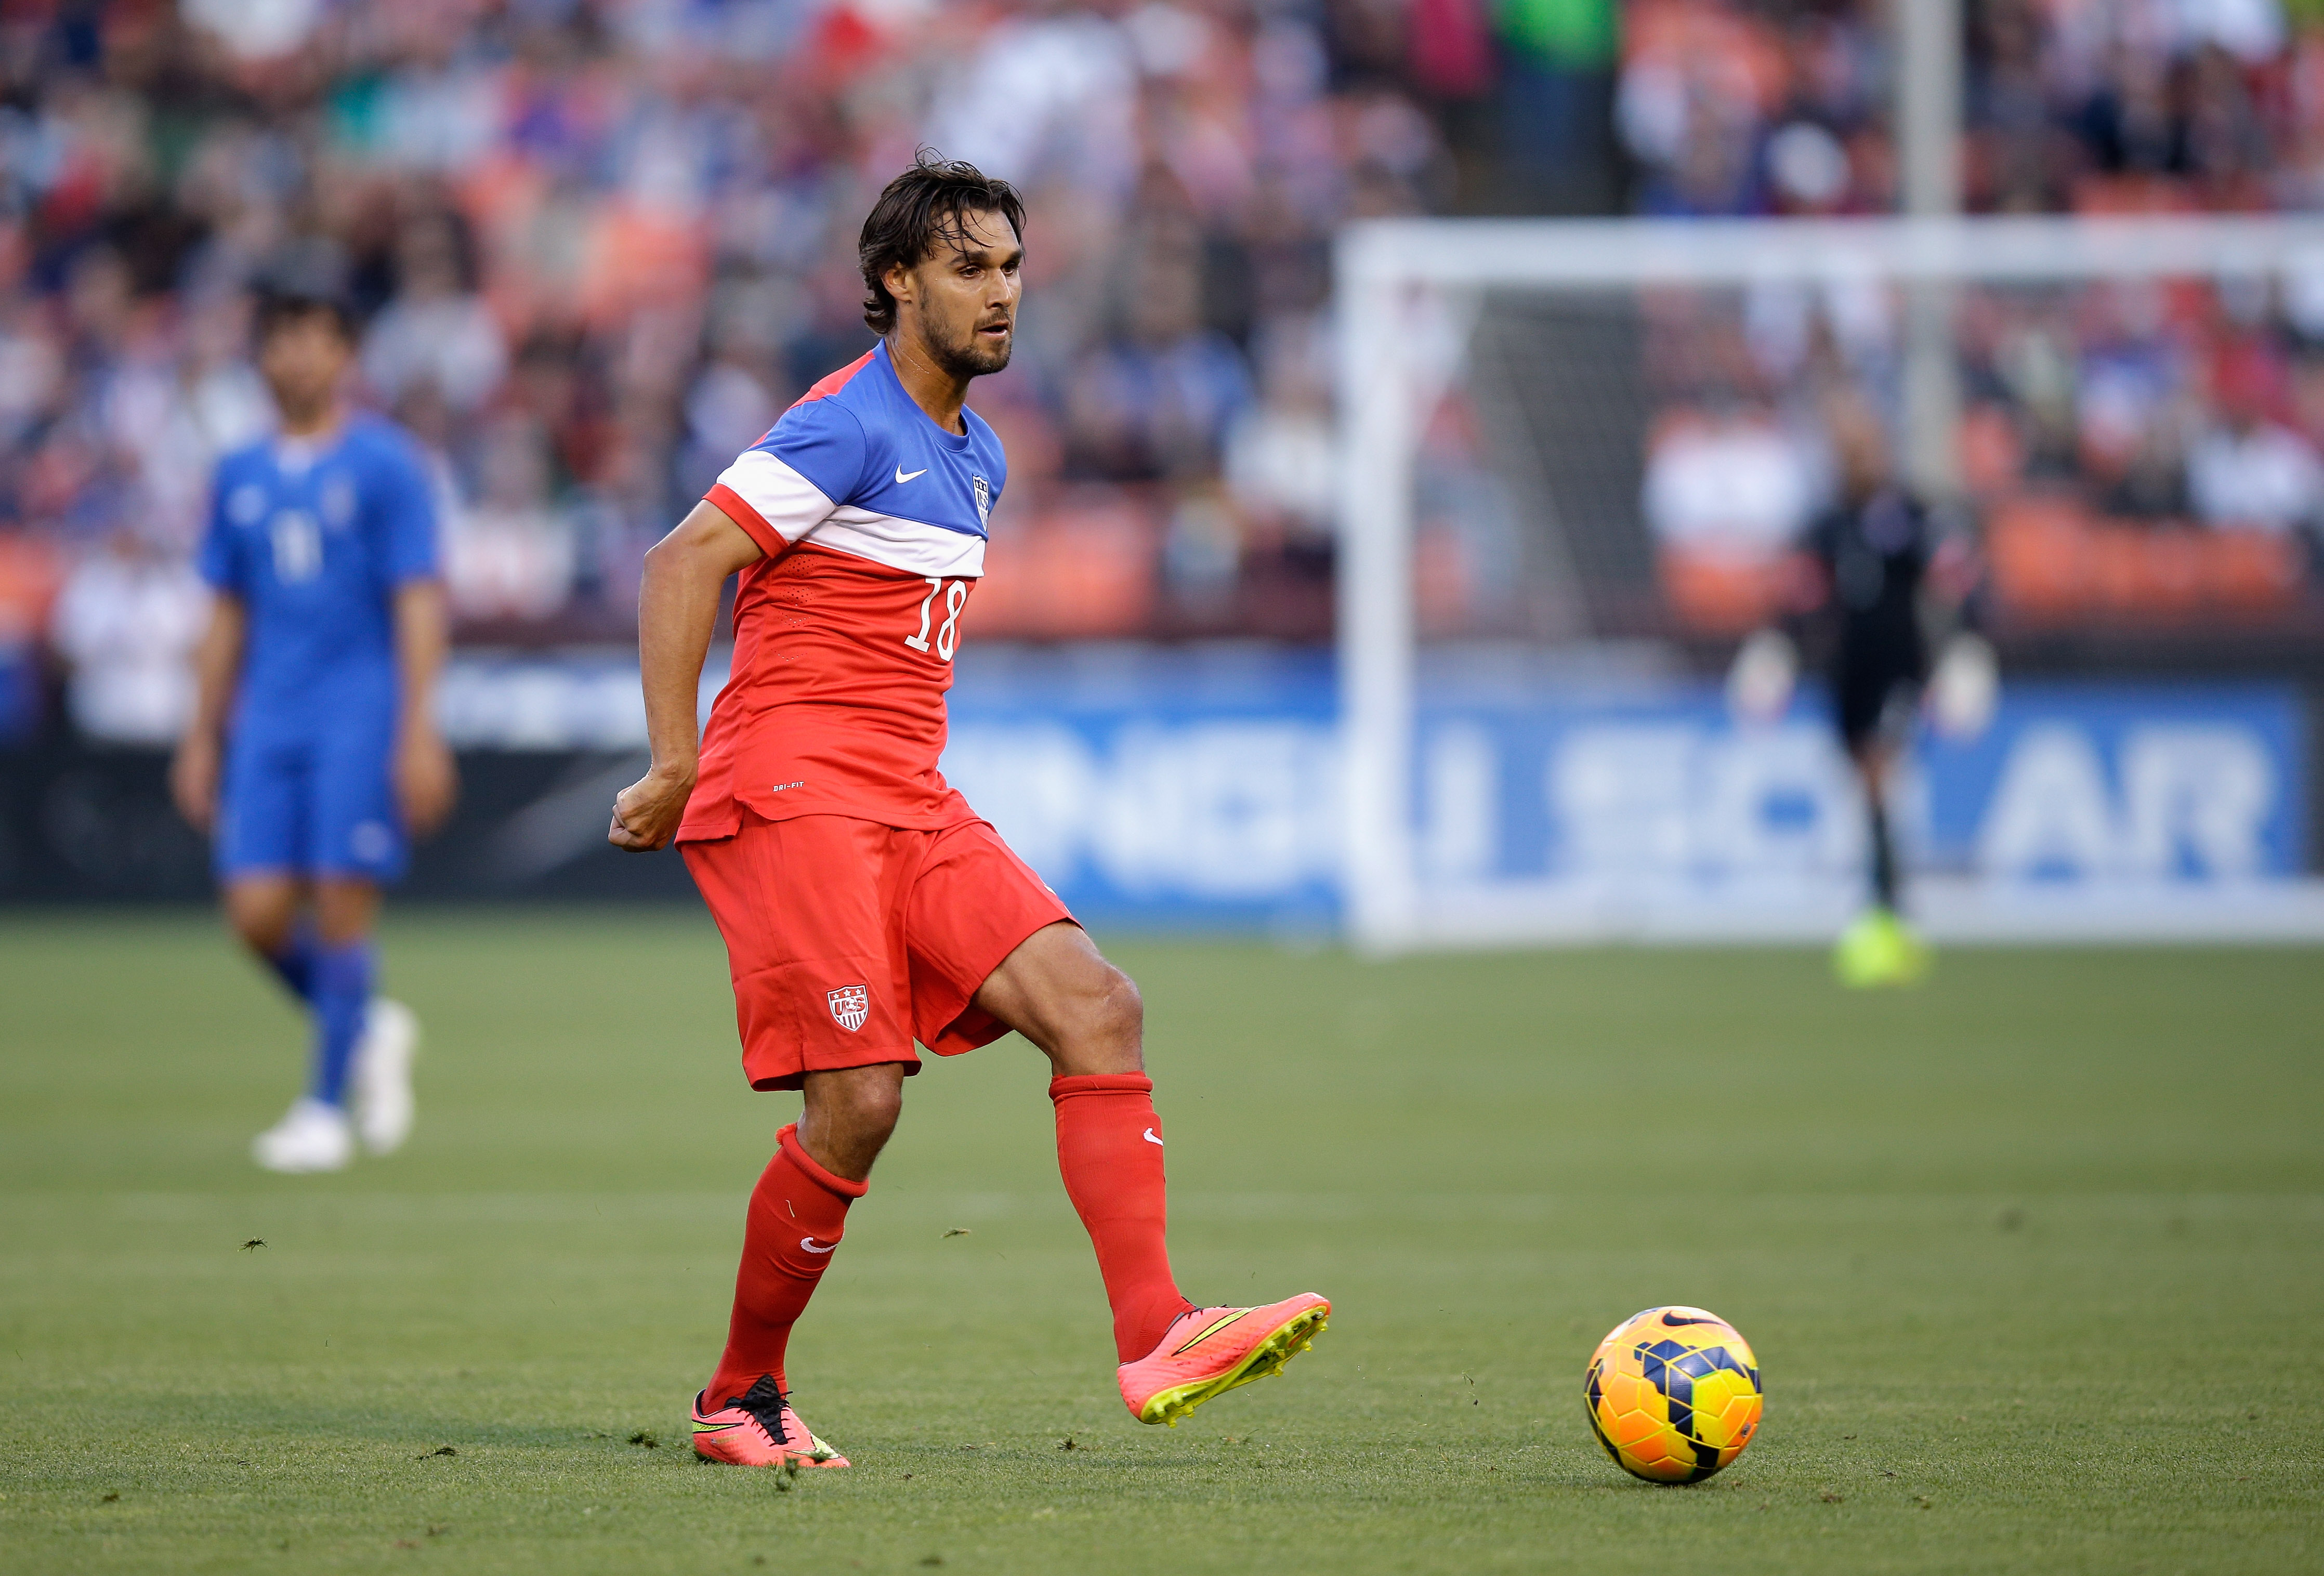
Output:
(1793, 402), (1982, 986)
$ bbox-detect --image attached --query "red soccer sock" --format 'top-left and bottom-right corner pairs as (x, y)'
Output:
(1050, 1073), (1196, 1362)
(704, 1122), (866, 1408)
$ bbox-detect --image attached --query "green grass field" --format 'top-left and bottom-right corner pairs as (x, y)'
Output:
(3, 910), (2320, 1573)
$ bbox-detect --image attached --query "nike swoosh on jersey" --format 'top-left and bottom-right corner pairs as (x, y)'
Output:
(800, 1237), (837, 1254)
(894, 466), (927, 483)
(1143, 1128), (1164, 1146)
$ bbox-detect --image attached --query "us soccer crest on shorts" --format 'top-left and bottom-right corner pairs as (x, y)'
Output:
(827, 985), (870, 1032)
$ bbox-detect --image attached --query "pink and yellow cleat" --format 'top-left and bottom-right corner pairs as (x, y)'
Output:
(1118, 1293), (1331, 1426)
(691, 1377), (849, 1468)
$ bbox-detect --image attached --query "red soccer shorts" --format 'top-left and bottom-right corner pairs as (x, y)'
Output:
(680, 810), (1074, 1091)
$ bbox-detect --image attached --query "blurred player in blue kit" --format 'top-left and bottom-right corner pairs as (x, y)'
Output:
(170, 273), (456, 1172)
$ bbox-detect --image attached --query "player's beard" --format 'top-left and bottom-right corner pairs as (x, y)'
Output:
(934, 317), (1013, 379)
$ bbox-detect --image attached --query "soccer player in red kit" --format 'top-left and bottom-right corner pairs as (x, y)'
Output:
(608, 155), (1329, 1469)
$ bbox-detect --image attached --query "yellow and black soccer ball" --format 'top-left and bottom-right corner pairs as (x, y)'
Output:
(1583, 1305), (1762, 1483)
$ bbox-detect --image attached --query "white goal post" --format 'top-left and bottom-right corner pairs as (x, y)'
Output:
(1333, 214), (2324, 954)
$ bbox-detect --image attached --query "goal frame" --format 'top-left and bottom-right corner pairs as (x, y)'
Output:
(1333, 214), (2324, 954)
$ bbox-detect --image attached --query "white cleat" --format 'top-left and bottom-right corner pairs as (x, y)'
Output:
(354, 998), (419, 1157)
(252, 1098), (354, 1174)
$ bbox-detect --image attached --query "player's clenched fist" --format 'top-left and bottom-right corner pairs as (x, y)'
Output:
(170, 731), (220, 833)
(396, 727), (459, 837)
(610, 763), (695, 851)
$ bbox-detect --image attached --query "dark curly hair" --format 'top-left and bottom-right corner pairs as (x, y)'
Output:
(858, 152), (1026, 336)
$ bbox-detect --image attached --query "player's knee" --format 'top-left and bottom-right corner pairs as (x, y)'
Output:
(1103, 969), (1144, 1042)
(856, 1082), (904, 1141)
(231, 917), (288, 956)
(225, 891), (295, 955)
(312, 881), (378, 946)
(829, 1075), (904, 1142)
(1073, 966), (1144, 1066)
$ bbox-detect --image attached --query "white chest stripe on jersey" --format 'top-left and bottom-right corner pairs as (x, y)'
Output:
(715, 449), (986, 579)
(808, 507), (984, 578)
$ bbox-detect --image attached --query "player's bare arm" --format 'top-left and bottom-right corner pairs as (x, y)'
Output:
(391, 579), (457, 837)
(609, 500), (764, 852)
(170, 592), (247, 833)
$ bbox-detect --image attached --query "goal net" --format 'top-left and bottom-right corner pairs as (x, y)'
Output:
(1334, 215), (2324, 951)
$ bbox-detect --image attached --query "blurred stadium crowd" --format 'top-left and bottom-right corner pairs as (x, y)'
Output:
(5, 1), (2324, 746)
(1628, 0), (2324, 636)
(1622, 0), (2324, 218)
(8, 0), (1466, 744)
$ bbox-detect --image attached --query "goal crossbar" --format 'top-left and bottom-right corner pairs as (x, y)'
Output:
(1338, 214), (2324, 291)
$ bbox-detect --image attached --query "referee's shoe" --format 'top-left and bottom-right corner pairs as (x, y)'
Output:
(1834, 908), (1930, 988)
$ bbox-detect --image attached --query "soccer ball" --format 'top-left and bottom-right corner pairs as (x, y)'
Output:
(1583, 1306), (1762, 1483)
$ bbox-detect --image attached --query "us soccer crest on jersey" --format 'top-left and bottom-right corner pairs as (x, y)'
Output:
(827, 986), (870, 1033)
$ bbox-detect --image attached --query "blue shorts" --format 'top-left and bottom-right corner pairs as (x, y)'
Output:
(216, 723), (406, 884)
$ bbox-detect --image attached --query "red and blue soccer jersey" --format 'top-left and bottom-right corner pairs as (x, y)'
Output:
(680, 343), (1006, 839)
